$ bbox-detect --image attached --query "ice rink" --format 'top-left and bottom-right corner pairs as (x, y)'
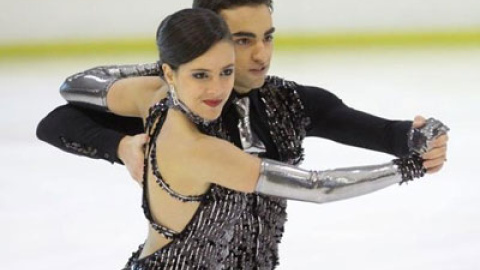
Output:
(1, 46), (479, 269)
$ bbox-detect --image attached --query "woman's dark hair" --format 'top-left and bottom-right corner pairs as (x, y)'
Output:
(156, 8), (231, 72)
(193, 0), (273, 13)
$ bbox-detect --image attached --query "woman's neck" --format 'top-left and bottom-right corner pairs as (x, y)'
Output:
(164, 108), (201, 136)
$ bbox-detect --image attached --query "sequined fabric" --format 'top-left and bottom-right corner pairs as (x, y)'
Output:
(125, 186), (248, 270)
(124, 76), (308, 269)
(126, 97), (248, 269)
(224, 76), (309, 269)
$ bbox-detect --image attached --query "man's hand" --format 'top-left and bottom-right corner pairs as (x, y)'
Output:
(412, 116), (449, 174)
(118, 134), (149, 185)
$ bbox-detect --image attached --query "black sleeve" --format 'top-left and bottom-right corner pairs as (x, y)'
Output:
(36, 104), (144, 164)
(296, 85), (412, 157)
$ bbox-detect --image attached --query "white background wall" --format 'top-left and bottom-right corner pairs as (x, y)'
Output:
(1, 0), (479, 43)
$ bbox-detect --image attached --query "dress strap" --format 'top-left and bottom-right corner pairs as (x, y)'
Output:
(141, 98), (205, 239)
(149, 142), (205, 202)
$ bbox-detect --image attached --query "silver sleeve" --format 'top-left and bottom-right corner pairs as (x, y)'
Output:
(255, 159), (407, 204)
(255, 118), (449, 204)
(60, 62), (161, 111)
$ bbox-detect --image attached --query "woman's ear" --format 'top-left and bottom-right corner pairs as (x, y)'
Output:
(162, 63), (175, 85)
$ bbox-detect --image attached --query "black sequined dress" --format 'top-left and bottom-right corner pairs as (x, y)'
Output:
(123, 76), (309, 269)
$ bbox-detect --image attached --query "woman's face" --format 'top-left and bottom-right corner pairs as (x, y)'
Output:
(165, 40), (235, 121)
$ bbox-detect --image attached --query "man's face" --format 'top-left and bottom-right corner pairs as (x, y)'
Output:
(220, 5), (274, 94)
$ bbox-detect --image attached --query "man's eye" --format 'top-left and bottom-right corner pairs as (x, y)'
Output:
(235, 38), (250, 46)
(221, 68), (234, 76)
(265, 34), (274, 42)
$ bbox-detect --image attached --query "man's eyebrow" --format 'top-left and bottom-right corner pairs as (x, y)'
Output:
(232, 31), (256, 38)
(264, 27), (275, 36)
(232, 27), (275, 39)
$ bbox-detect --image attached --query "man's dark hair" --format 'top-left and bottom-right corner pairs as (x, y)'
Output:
(193, 0), (273, 13)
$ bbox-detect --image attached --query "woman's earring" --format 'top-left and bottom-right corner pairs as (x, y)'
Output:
(169, 84), (180, 106)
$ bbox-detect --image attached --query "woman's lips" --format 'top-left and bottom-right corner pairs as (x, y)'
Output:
(203, 99), (223, 107)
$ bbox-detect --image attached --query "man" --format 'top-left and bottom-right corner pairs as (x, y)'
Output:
(37, 0), (448, 268)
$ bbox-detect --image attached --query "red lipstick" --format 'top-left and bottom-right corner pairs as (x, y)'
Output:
(203, 99), (223, 107)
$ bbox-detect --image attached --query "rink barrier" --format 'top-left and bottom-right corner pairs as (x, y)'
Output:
(1, 30), (479, 60)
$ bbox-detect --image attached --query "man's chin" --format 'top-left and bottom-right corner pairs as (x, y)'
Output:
(249, 75), (267, 89)
(234, 76), (266, 93)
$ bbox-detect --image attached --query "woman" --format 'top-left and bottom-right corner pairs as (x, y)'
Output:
(69, 8), (448, 269)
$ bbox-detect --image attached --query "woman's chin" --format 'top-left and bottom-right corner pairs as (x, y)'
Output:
(201, 111), (222, 122)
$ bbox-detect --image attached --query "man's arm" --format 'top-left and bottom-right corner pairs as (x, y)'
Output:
(36, 104), (144, 164)
(297, 85), (412, 157)
(296, 84), (448, 173)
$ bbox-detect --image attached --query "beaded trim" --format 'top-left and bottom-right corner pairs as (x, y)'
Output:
(149, 143), (205, 202)
(260, 76), (310, 164)
(166, 91), (229, 138)
(394, 155), (426, 185)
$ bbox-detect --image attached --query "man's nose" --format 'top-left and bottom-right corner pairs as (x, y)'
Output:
(252, 41), (269, 64)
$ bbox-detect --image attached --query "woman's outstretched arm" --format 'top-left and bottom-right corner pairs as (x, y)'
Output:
(188, 118), (448, 203)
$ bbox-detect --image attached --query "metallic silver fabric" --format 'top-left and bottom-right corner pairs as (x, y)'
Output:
(234, 97), (266, 155)
(256, 158), (404, 203)
(60, 62), (161, 111)
(408, 117), (449, 154)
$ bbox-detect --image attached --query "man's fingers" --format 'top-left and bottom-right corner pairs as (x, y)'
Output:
(429, 134), (449, 148)
(129, 165), (144, 186)
(422, 146), (447, 160)
(412, 115), (427, 128)
(134, 133), (149, 144)
(423, 157), (446, 171)
(426, 164), (444, 174)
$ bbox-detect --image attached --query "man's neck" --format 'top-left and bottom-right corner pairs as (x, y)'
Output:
(233, 86), (253, 96)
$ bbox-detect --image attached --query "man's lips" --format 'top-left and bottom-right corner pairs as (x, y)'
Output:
(203, 99), (223, 107)
(249, 66), (267, 75)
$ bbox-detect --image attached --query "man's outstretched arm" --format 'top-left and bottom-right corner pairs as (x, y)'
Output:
(296, 84), (448, 173)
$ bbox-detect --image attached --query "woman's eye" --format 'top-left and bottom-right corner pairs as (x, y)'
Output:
(221, 68), (234, 76)
(193, 73), (208, 79)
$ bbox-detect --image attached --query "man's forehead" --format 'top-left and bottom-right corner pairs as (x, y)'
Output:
(220, 5), (273, 35)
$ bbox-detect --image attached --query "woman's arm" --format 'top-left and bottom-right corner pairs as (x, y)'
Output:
(186, 118), (448, 203)
(60, 63), (166, 116)
(106, 78), (168, 118)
